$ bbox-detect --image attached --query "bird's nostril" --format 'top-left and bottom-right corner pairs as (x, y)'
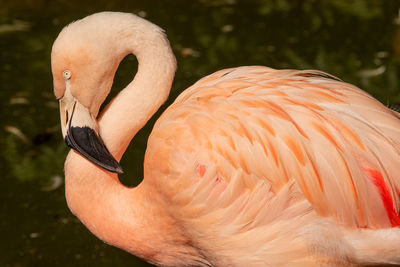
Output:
(65, 111), (69, 124)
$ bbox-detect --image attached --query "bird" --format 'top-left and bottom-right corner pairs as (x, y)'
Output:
(51, 12), (400, 266)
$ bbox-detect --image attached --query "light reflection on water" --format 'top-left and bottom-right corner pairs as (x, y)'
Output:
(1, 1), (399, 266)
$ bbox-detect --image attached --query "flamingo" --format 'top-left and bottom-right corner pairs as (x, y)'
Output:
(51, 12), (400, 266)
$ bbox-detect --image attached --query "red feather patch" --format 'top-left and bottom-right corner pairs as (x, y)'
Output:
(365, 167), (400, 227)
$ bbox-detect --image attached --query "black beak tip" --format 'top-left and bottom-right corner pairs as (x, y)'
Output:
(108, 163), (124, 174)
(65, 127), (124, 174)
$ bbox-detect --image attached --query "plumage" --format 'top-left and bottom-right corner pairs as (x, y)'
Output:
(147, 66), (400, 265)
(52, 12), (400, 266)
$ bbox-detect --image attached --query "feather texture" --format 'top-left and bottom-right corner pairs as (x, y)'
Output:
(145, 66), (400, 265)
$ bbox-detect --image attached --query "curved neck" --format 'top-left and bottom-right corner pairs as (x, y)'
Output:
(98, 21), (176, 160)
(64, 13), (185, 265)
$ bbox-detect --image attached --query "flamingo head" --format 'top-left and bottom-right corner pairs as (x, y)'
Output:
(51, 13), (124, 174)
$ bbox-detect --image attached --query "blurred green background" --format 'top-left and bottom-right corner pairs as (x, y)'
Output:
(1, 0), (400, 266)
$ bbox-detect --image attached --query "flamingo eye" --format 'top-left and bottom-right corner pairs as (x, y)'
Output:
(63, 70), (71, 80)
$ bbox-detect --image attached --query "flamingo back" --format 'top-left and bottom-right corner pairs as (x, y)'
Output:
(144, 66), (400, 265)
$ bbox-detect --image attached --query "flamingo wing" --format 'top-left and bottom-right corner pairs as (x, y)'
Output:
(147, 66), (400, 230)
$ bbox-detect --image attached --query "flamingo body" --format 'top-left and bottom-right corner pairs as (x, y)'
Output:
(146, 66), (400, 266)
(52, 12), (400, 266)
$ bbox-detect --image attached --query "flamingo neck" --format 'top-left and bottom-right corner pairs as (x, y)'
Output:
(64, 14), (184, 264)
(65, 152), (186, 264)
(98, 19), (177, 160)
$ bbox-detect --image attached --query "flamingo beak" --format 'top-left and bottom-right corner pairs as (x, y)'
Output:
(59, 90), (123, 174)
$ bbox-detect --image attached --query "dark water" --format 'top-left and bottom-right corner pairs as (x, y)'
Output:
(1, 1), (399, 266)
